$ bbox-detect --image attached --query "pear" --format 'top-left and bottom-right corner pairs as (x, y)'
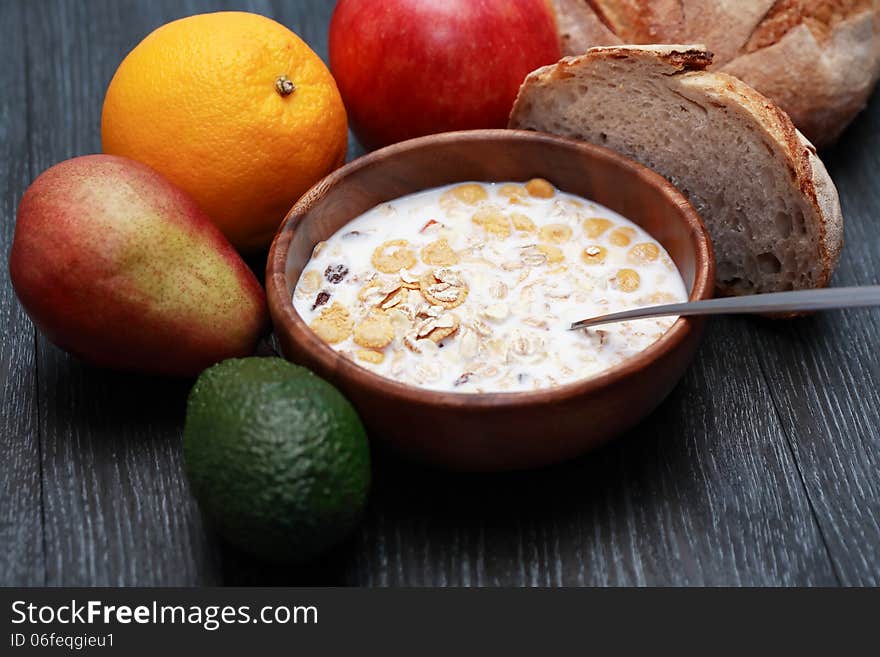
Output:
(10, 155), (269, 376)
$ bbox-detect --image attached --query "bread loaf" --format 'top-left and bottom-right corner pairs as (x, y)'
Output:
(509, 45), (843, 295)
(551, 0), (880, 147)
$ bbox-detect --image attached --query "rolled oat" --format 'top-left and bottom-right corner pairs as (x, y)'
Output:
(293, 181), (686, 392)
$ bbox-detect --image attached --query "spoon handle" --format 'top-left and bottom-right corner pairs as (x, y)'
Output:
(568, 286), (880, 331)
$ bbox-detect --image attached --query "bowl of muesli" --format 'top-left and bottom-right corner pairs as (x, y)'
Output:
(267, 130), (714, 471)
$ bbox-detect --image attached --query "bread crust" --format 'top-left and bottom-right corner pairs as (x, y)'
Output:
(743, 0), (874, 52)
(552, 0), (621, 53)
(722, 7), (879, 144)
(585, 0), (685, 43)
(681, 0), (778, 66)
(509, 44), (844, 295)
(804, 138), (845, 284)
(550, 0), (880, 146)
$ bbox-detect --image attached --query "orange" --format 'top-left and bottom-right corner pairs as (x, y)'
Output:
(101, 12), (347, 251)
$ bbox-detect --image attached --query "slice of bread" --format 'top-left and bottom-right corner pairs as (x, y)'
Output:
(509, 45), (843, 296)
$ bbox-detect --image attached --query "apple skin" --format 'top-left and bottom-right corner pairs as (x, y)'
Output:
(10, 155), (269, 377)
(329, 0), (561, 150)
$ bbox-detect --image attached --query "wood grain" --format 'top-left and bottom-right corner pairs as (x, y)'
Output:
(22, 0), (224, 586)
(337, 318), (838, 586)
(0, 0), (45, 587)
(0, 0), (877, 586)
(746, 95), (880, 586)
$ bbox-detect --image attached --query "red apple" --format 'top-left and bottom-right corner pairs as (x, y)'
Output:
(10, 155), (268, 376)
(329, 0), (561, 150)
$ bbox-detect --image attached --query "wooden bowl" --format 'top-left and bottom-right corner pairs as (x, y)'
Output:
(267, 130), (714, 471)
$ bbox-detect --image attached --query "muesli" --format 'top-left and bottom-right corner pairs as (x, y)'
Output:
(293, 180), (688, 392)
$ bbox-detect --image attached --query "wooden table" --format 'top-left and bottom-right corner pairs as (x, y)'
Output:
(2, 0), (878, 587)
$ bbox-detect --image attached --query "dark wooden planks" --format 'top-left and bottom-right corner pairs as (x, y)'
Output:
(3, 0), (878, 587)
(22, 0), (224, 586)
(0, 0), (45, 587)
(218, 330), (839, 587)
(207, 0), (837, 587)
(328, 319), (838, 586)
(744, 98), (880, 586)
(11, 0), (355, 587)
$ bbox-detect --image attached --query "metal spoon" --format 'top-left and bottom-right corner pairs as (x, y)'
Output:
(568, 286), (880, 331)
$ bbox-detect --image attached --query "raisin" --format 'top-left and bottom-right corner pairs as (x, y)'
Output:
(324, 264), (349, 284)
(311, 291), (330, 310)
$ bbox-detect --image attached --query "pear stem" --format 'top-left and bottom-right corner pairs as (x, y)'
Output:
(275, 75), (296, 97)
